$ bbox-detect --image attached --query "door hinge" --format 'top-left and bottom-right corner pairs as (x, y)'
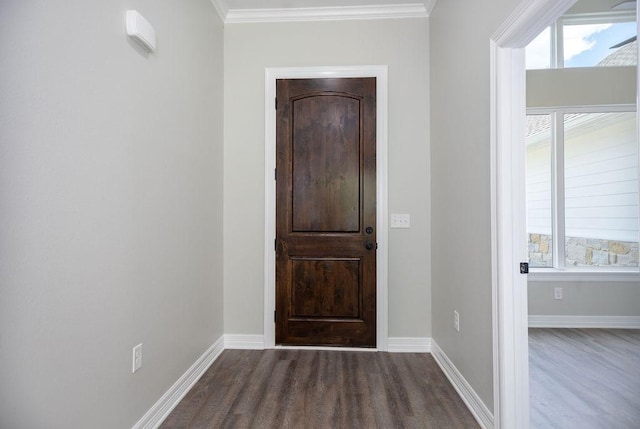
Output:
(274, 310), (277, 323)
(376, 243), (378, 250)
(274, 168), (277, 181)
(275, 238), (277, 251)
(520, 262), (529, 274)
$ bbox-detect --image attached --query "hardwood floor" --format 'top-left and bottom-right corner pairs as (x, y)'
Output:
(529, 328), (640, 429)
(160, 349), (480, 428)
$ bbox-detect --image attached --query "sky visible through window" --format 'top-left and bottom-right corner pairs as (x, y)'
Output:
(565, 21), (636, 67)
(526, 21), (637, 69)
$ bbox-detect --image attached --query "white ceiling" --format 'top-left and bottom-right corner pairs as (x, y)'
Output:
(223, 0), (428, 9)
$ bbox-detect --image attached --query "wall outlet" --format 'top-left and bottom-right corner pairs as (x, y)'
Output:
(454, 310), (460, 332)
(390, 213), (411, 228)
(554, 287), (563, 300)
(132, 343), (143, 373)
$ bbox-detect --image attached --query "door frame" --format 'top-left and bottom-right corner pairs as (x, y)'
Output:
(490, 0), (580, 427)
(264, 66), (389, 350)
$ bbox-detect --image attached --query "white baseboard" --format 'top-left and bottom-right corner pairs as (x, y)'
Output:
(430, 340), (494, 429)
(529, 315), (640, 329)
(224, 335), (431, 352)
(224, 334), (265, 349)
(224, 335), (432, 352)
(132, 335), (492, 429)
(387, 337), (431, 353)
(132, 336), (224, 429)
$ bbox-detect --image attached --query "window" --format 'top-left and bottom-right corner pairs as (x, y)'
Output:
(526, 115), (553, 267)
(526, 109), (639, 270)
(526, 9), (637, 69)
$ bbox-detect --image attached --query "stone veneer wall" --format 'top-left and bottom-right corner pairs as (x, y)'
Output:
(529, 234), (639, 267)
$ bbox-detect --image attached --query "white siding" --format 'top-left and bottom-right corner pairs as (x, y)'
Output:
(527, 112), (638, 242)
(564, 112), (638, 242)
(526, 115), (553, 236)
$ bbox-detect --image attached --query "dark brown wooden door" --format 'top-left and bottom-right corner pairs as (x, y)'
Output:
(276, 77), (376, 347)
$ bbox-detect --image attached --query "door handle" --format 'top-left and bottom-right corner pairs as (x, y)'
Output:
(365, 243), (374, 250)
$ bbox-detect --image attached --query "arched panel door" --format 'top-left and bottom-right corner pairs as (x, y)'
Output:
(275, 78), (376, 347)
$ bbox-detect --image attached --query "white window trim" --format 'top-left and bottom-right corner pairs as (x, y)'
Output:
(561, 10), (636, 25)
(527, 104), (639, 278)
(552, 111), (566, 267)
(554, 20), (564, 68)
(531, 9), (636, 69)
(527, 104), (637, 114)
(552, 21), (561, 68)
(529, 269), (640, 282)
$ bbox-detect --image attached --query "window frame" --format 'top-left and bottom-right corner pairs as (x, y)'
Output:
(526, 104), (640, 281)
(530, 9), (636, 69)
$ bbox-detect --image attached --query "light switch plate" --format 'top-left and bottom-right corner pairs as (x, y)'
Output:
(391, 213), (410, 228)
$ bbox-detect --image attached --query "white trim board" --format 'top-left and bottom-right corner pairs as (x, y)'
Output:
(431, 340), (494, 429)
(225, 4), (430, 24)
(423, 0), (438, 15)
(275, 345), (379, 352)
(134, 334), (430, 428)
(209, 0), (228, 22)
(528, 270), (640, 282)
(387, 337), (431, 353)
(131, 336), (224, 429)
(223, 335), (431, 353)
(529, 315), (640, 329)
(224, 334), (265, 350)
(490, 1), (581, 428)
(264, 66), (389, 351)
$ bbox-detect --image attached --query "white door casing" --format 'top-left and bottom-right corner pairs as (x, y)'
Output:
(264, 66), (389, 351)
(490, 0), (586, 428)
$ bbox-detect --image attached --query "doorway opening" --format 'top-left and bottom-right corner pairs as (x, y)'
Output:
(524, 1), (639, 427)
(490, 0), (581, 427)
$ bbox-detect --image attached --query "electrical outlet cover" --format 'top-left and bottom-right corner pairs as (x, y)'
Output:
(132, 343), (143, 373)
(554, 287), (563, 300)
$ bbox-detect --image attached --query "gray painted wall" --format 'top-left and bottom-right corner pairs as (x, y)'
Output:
(223, 19), (431, 338)
(430, 0), (520, 411)
(0, 1), (224, 428)
(529, 281), (640, 315)
(527, 67), (636, 108)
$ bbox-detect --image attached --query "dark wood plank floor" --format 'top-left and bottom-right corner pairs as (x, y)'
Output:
(529, 328), (640, 429)
(160, 349), (480, 428)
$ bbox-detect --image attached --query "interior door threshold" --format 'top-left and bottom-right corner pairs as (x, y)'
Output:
(274, 345), (378, 352)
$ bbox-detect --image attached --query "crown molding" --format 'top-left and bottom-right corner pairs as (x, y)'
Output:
(225, 3), (430, 24)
(209, 0), (228, 22)
(424, 0), (438, 15)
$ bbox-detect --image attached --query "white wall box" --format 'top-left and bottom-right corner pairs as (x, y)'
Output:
(126, 10), (156, 53)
